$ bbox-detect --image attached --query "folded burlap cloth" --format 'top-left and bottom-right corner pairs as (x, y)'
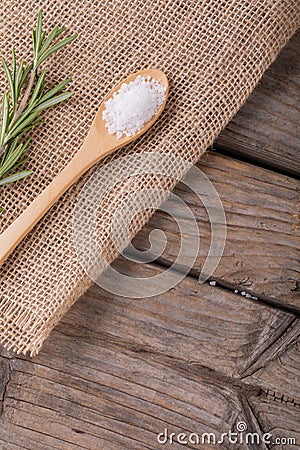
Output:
(0, 1), (299, 356)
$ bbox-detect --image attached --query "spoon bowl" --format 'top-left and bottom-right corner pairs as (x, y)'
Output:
(0, 68), (169, 266)
(95, 68), (169, 153)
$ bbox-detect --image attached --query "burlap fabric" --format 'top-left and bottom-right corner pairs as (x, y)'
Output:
(0, 0), (299, 356)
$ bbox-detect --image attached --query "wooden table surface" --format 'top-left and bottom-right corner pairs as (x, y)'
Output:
(0, 33), (299, 450)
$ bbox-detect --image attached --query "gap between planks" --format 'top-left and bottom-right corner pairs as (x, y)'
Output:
(132, 150), (299, 311)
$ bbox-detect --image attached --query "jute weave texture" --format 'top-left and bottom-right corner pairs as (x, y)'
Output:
(0, 0), (299, 355)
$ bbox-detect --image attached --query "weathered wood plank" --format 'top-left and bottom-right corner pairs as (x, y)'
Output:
(233, 393), (300, 450)
(248, 394), (300, 450)
(65, 262), (295, 379)
(0, 354), (243, 450)
(216, 32), (300, 176)
(132, 151), (300, 309)
(0, 260), (298, 449)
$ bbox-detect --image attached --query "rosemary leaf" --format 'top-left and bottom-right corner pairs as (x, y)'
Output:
(39, 77), (71, 104)
(32, 29), (37, 61)
(34, 91), (73, 112)
(11, 48), (16, 87)
(16, 117), (44, 137)
(18, 62), (33, 92)
(0, 170), (32, 186)
(1, 138), (18, 164)
(35, 10), (43, 52)
(39, 26), (65, 57)
(6, 110), (40, 142)
(8, 157), (29, 172)
(2, 59), (15, 110)
(37, 34), (77, 67)
(28, 69), (46, 107)
(0, 94), (9, 145)
(0, 143), (25, 178)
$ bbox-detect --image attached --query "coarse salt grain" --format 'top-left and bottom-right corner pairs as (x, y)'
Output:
(102, 75), (166, 139)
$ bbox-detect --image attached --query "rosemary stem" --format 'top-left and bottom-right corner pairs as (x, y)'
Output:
(9, 69), (36, 130)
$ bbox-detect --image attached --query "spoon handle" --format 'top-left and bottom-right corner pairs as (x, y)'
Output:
(0, 131), (107, 266)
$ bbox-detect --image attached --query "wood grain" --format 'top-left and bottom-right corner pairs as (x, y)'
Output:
(216, 32), (300, 176)
(0, 261), (298, 449)
(0, 357), (242, 450)
(248, 395), (300, 450)
(243, 324), (300, 405)
(132, 151), (300, 310)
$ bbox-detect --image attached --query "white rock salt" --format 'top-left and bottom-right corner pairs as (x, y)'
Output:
(102, 75), (166, 139)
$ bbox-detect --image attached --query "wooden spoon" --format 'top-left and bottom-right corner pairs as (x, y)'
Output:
(0, 68), (169, 266)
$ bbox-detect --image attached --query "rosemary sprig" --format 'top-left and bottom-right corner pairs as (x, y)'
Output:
(0, 10), (77, 211)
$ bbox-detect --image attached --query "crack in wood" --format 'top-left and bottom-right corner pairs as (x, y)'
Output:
(146, 258), (300, 316)
(238, 394), (270, 450)
(180, 362), (261, 395)
(240, 319), (300, 378)
(0, 357), (11, 415)
(200, 278), (300, 316)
